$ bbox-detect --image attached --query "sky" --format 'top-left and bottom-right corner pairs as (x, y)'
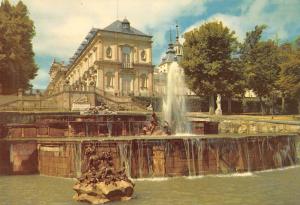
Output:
(13, 0), (300, 89)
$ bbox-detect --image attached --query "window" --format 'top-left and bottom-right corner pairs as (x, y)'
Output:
(106, 72), (114, 88)
(122, 46), (131, 68)
(140, 74), (148, 89)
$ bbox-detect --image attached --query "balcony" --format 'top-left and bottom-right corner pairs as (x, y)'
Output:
(122, 61), (133, 69)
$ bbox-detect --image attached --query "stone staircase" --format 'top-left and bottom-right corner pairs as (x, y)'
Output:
(0, 95), (18, 105)
(95, 92), (146, 111)
(0, 95), (19, 110)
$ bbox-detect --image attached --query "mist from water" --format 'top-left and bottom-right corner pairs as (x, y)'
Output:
(162, 62), (189, 134)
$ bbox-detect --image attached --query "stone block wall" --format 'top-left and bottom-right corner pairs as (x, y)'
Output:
(1, 134), (298, 178)
(76, 135), (297, 178)
(10, 142), (38, 174)
(38, 143), (81, 178)
(219, 120), (300, 134)
(0, 141), (10, 174)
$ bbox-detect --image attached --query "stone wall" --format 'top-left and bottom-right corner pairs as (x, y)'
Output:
(38, 143), (81, 178)
(0, 141), (10, 174)
(9, 141), (38, 174)
(0, 112), (79, 124)
(219, 120), (300, 134)
(0, 135), (298, 178)
(0, 90), (97, 111)
(296, 137), (300, 163)
(39, 135), (296, 178)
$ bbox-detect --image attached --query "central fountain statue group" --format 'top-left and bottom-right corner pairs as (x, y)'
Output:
(73, 145), (135, 204)
(80, 145), (131, 186)
(143, 112), (172, 135)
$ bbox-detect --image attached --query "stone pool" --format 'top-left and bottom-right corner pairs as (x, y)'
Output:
(0, 165), (299, 205)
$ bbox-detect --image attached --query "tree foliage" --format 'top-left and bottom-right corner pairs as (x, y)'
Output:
(180, 21), (242, 97)
(0, 0), (38, 94)
(240, 25), (281, 113)
(277, 42), (300, 106)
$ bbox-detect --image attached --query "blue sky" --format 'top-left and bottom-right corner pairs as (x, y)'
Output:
(17, 0), (300, 89)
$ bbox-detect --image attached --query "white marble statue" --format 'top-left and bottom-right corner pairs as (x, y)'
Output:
(215, 94), (222, 115)
(147, 103), (153, 111)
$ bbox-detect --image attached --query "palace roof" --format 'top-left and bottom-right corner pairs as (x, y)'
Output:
(68, 19), (151, 67)
(102, 19), (151, 37)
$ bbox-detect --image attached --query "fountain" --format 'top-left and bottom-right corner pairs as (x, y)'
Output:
(162, 61), (190, 134)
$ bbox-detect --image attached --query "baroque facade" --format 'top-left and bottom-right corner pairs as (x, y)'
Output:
(47, 18), (154, 97)
(46, 60), (67, 95)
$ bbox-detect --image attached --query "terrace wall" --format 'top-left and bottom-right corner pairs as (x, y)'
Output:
(0, 135), (298, 177)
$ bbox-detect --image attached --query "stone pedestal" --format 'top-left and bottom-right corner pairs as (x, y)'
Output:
(17, 88), (23, 110)
(73, 149), (134, 204)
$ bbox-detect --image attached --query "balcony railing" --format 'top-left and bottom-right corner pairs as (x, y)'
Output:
(122, 61), (133, 69)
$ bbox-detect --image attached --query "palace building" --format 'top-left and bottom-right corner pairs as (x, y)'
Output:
(47, 18), (154, 97)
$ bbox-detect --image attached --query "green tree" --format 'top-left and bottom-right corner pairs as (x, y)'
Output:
(180, 21), (242, 114)
(223, 58), (246, 113)
(294, 36), (300, 49)
(0, 0), (38, 94)
(277, 42), (300, 113)
(240, 25), (280, 114)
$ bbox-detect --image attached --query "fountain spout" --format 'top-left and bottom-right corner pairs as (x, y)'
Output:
(162, 62), (189, 134)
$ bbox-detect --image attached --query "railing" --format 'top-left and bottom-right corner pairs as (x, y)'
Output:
(4, 120), (153, 138)
(0, 86), (144, 111)
(122, 62), (133, 69)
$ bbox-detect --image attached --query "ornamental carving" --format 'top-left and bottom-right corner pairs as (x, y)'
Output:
(106, 46), (112, 58)
(141, 50), (146, 61)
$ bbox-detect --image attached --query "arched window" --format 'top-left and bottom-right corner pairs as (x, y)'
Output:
(140, 74), (148, 89)
(106, 72), (114, 88)
(122, 46), (131, 68)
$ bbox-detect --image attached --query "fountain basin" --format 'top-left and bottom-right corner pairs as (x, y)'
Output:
(1, 133), (298, 178)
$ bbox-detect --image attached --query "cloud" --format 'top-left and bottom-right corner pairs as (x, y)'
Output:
(16, 0), (300, 89)
(182, 0), (300, 42)
(13, 0), (208, 88)
(21, 0), (208, 59)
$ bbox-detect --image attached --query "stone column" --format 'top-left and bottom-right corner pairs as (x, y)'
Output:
(63, 90), (71, 111)
(136, 47), (139, 64)
(36, 91), (41, 110)
(98, 42), (103, 60)
(88, 89), (96, 107)
(148, 70), (153, 96)
(97, 67), (104, 93)
(17, 88), (23, 110)
(209, 95), (215, 115)
(149, 48), (152, 64)
(18, 88), (23, 99)
(114, 69), (119, 96)
(134, 73), (139, 96)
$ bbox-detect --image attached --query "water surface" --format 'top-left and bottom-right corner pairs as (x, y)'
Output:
(0, 166), (299, 205)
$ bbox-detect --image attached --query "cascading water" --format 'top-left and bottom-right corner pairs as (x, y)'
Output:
(137, 141), (144, 178)
(183, 139), (197, 176)
(162, 62), (189, 134)
(118, 143), (133, 178)
(75, 143), (82, 178)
